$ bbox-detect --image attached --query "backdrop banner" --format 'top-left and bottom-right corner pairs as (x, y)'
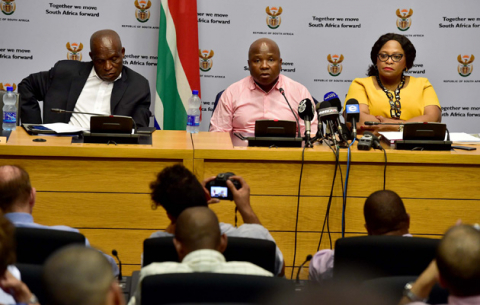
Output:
(0, 0), (479, 132)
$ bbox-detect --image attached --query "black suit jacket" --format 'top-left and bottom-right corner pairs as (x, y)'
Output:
(19, 60), (151, 127)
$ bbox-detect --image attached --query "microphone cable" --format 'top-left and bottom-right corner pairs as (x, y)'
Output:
(383, 149), (387, 190)
(342, 138), (356, 237)
(317, 142), (344, 251)
(290, 144), (307, 279)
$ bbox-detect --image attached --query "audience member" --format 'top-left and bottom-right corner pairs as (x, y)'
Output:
(149, 164), (285, 276)
(0, 213), (37, 304)
(309, 190), (411, 281)
(43, 245), (124, 305)
(0, 165), (119, 276)
(129, 207), (273, 305)
(399, 224), (480, 305)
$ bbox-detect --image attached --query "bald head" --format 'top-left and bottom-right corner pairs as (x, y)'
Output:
(247, 38), (282, 92)
(89, 29), (125, 82)
(0, 165), (32, 212)
(248, 38), (280, 59)
(363, 190), (409, 236)
(43, 246), (117, 305)
(174, 207), (223, 255)
(437, 225), (480, 296)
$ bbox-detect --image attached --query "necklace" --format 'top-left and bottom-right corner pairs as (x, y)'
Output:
(376, 73), (405, 119)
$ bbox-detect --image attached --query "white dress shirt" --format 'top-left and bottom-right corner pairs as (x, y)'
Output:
(128, 249), (273, 305)
(69, 68), (121, 128)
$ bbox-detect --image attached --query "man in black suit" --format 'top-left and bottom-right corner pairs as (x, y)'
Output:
(19, 29), (151, 127)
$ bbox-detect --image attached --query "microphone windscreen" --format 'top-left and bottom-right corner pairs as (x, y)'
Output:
(324, 91), (342, 112)
(298, 98), (314, 120)
(345, 99), (360, 121)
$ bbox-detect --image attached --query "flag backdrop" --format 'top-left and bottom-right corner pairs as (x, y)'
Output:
(155, 0), (201, 130)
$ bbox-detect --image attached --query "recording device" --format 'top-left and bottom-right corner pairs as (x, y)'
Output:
(345, 99), (360, 139)
(357, 133), (373, 150)
(279, 88), (301, 138)
(206, 172), (241, 201)
(298, 98), (315, 147)
(364, 131), (383, 150)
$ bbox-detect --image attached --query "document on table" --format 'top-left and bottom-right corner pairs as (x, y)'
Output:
(42, 123), (87, 133)
(379, 131), (480, 145)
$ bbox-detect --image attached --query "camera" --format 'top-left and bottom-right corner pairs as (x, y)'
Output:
(206, 172), (241, 201)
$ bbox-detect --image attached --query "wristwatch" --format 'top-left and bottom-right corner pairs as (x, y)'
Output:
(403, 282), (428, 303)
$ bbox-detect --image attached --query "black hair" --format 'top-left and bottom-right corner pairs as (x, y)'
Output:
(367, 33), (416, 76)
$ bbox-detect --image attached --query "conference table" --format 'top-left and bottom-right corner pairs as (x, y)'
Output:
(1, 129), (480, 278)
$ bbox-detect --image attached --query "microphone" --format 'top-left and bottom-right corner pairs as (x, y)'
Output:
(279, 88), (301, 138)
(296, 254), (313, 284)
(298, 98), (315, 146)
(111, 249), (123, 281)
(51, 108), (108, 116)
(323, 92), (342, 112)
(317, 101), (340, 139)
(323, 92), (348, 142)
(363, 131), (383, 150)
(345, 99), (360, 139)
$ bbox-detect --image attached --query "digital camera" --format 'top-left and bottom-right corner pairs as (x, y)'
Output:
(206, 172), (241, 201)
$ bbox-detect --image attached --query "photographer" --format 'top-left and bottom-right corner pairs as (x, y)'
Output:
(148, 165), (285, 276)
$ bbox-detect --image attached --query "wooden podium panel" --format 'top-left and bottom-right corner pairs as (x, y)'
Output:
(192, 132), (480, 274)
(1, 129), (193, 274)
(2, 129), (480, 278)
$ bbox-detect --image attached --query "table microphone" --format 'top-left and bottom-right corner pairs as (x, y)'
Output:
(298, 98), (315, 147)
(345, 99), (360, 139)
(364, 121), (430, 126)
(279, 88), (301, 138)
(111, 249), (123, 281)
(296, 254), (312, 284)
(51, 108), (110, 116)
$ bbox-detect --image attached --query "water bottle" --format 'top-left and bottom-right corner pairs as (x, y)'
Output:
(2, 86), (17, 131)
(186, 90), (201, 134)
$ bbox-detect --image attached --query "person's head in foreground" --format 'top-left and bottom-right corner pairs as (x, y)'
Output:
(173, 206), (227, 261)
(0, 165), (35, 214)
(150, 164), (208, 222)
(364, 190), (410, 236)
(43, 245), (124, 305)
(436, 224), (480, 297)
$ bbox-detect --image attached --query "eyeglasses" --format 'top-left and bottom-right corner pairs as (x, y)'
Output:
(378, 53), (404, 62)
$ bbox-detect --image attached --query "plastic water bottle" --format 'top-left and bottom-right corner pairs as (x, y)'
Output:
(186, 90), (201, 134)
(2, 86), (17, 131)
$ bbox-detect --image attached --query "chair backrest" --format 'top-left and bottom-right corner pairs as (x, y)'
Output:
(15, 227), (86, 265)
(333, 236), (440, 282)
(141, 273), (292, 305)
(15, 263), (47, 305)
(0, 90), (21, 126)
(143, 236), (276, 274)
(362, 276), (449, 305)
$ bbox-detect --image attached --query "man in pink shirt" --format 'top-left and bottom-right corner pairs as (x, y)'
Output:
(209, 38), (317, 136)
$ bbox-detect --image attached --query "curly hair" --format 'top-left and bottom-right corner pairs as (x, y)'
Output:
(367, 33), (416, 76)
(150, 164), (207, 218)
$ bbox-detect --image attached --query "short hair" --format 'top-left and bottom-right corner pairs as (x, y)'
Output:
(0, 214), (16, 274)
(363, 190), (408, 235)
(367, 33), (416, 76)
(150, 164), (207, 218)
(175, 207), (221, 253)
(42, 245), (114, 305)
(436, 225), (480, 297)
(0, 165), (32, 212)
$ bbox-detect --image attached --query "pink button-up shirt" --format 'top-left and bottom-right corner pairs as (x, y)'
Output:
(209, 75), (318, 136)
